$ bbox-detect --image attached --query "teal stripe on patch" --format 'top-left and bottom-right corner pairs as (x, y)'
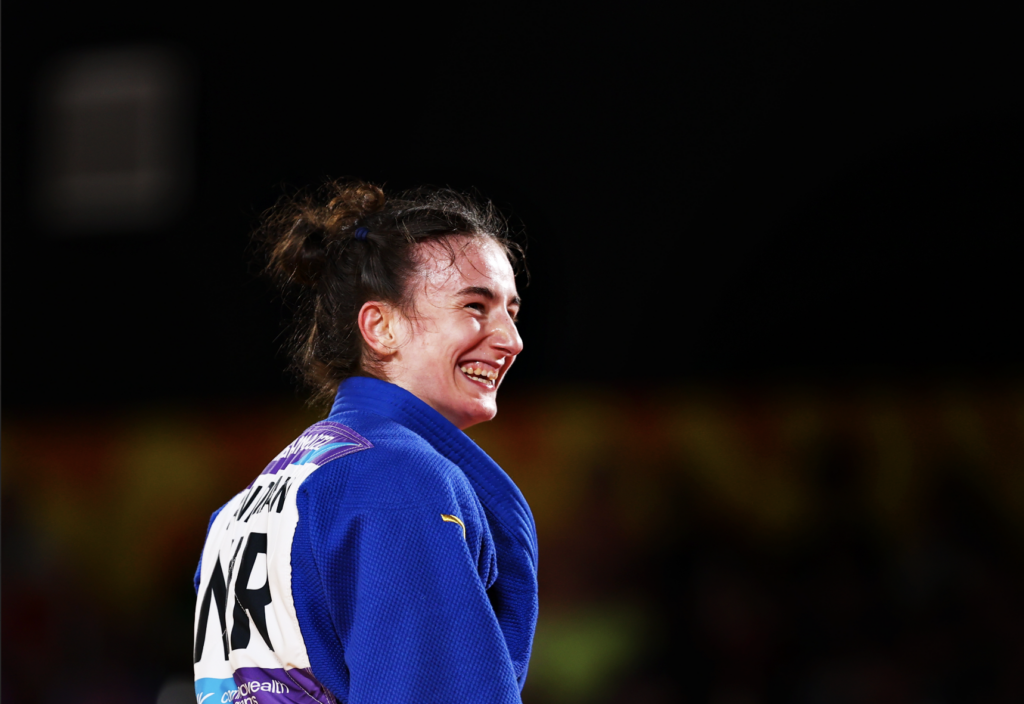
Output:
(299, 441), (358, 464)
(195, 677), (235, 704)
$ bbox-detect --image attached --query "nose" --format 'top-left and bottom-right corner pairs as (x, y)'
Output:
(490, 312), (524, 357)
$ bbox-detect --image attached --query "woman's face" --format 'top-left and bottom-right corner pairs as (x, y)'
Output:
(386, 237), (523, 430)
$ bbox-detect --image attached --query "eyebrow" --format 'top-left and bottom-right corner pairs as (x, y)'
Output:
(457, 286), (521, 306)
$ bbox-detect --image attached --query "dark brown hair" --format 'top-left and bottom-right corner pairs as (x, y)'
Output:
(260, 178), (522, 405)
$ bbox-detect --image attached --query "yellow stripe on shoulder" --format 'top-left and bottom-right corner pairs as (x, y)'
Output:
(440, 514), (467, 540)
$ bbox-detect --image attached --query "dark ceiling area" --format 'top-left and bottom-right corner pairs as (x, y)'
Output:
(3, 4), (1022, 410)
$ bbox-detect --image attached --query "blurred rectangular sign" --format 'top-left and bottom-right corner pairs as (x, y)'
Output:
(34, 46), (193, 233)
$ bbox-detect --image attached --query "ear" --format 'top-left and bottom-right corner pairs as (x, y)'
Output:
(357, 300), (401, 356)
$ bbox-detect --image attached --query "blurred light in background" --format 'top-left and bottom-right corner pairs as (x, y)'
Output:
(3, 385), (1023, 702)
(33, 46), (194, 234)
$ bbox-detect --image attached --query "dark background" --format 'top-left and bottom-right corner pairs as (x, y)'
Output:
(3, 3), (1023, 703)
(5, 3), (1021, 409)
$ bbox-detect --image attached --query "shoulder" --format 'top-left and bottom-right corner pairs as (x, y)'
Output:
(298, 411), (471, 511)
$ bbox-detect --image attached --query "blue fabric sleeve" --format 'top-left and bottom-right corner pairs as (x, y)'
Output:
(293, 463), (521, 704)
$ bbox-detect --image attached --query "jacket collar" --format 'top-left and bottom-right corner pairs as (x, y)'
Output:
(329, 376), (537, 560)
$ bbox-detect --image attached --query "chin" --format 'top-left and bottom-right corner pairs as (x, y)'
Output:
(457, 399), (498, 430)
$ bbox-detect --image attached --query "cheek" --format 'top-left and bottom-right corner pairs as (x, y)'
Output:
(443, 321), (483, 353)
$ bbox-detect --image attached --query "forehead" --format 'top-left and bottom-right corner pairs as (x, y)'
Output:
(413, 237), (517, 297)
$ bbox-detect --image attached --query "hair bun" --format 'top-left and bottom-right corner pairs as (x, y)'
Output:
(326, 182), (386, 223)
(278, 218), (329, 287)
(263, 180), (386, 288)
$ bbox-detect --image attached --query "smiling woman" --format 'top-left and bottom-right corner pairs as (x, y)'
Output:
(363, 237), (523, 429)
(192, 181), (537, 704)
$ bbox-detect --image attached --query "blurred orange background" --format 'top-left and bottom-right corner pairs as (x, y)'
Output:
(5, 383), (1023, 702)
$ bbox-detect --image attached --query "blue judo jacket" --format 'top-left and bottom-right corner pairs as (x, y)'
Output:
(193, 377), (539, 704)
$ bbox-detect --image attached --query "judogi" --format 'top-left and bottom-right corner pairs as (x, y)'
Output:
(193, 377), (538, 703)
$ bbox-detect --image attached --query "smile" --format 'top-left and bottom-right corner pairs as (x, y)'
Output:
(460, 364), (498, 388)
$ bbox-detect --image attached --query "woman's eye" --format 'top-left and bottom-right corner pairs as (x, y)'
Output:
(466, 302), (485, 312)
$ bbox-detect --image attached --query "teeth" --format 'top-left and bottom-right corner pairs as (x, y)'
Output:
(460, 365), (498, 384)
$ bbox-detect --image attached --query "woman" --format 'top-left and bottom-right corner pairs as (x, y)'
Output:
(192, 181), (537, 703)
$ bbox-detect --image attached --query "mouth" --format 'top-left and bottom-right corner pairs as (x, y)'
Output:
(459, 362), (499, 389)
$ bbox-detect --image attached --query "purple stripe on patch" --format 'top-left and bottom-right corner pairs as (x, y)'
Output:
(261, 421), (373, 476)
(229, 666), (337, 704)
